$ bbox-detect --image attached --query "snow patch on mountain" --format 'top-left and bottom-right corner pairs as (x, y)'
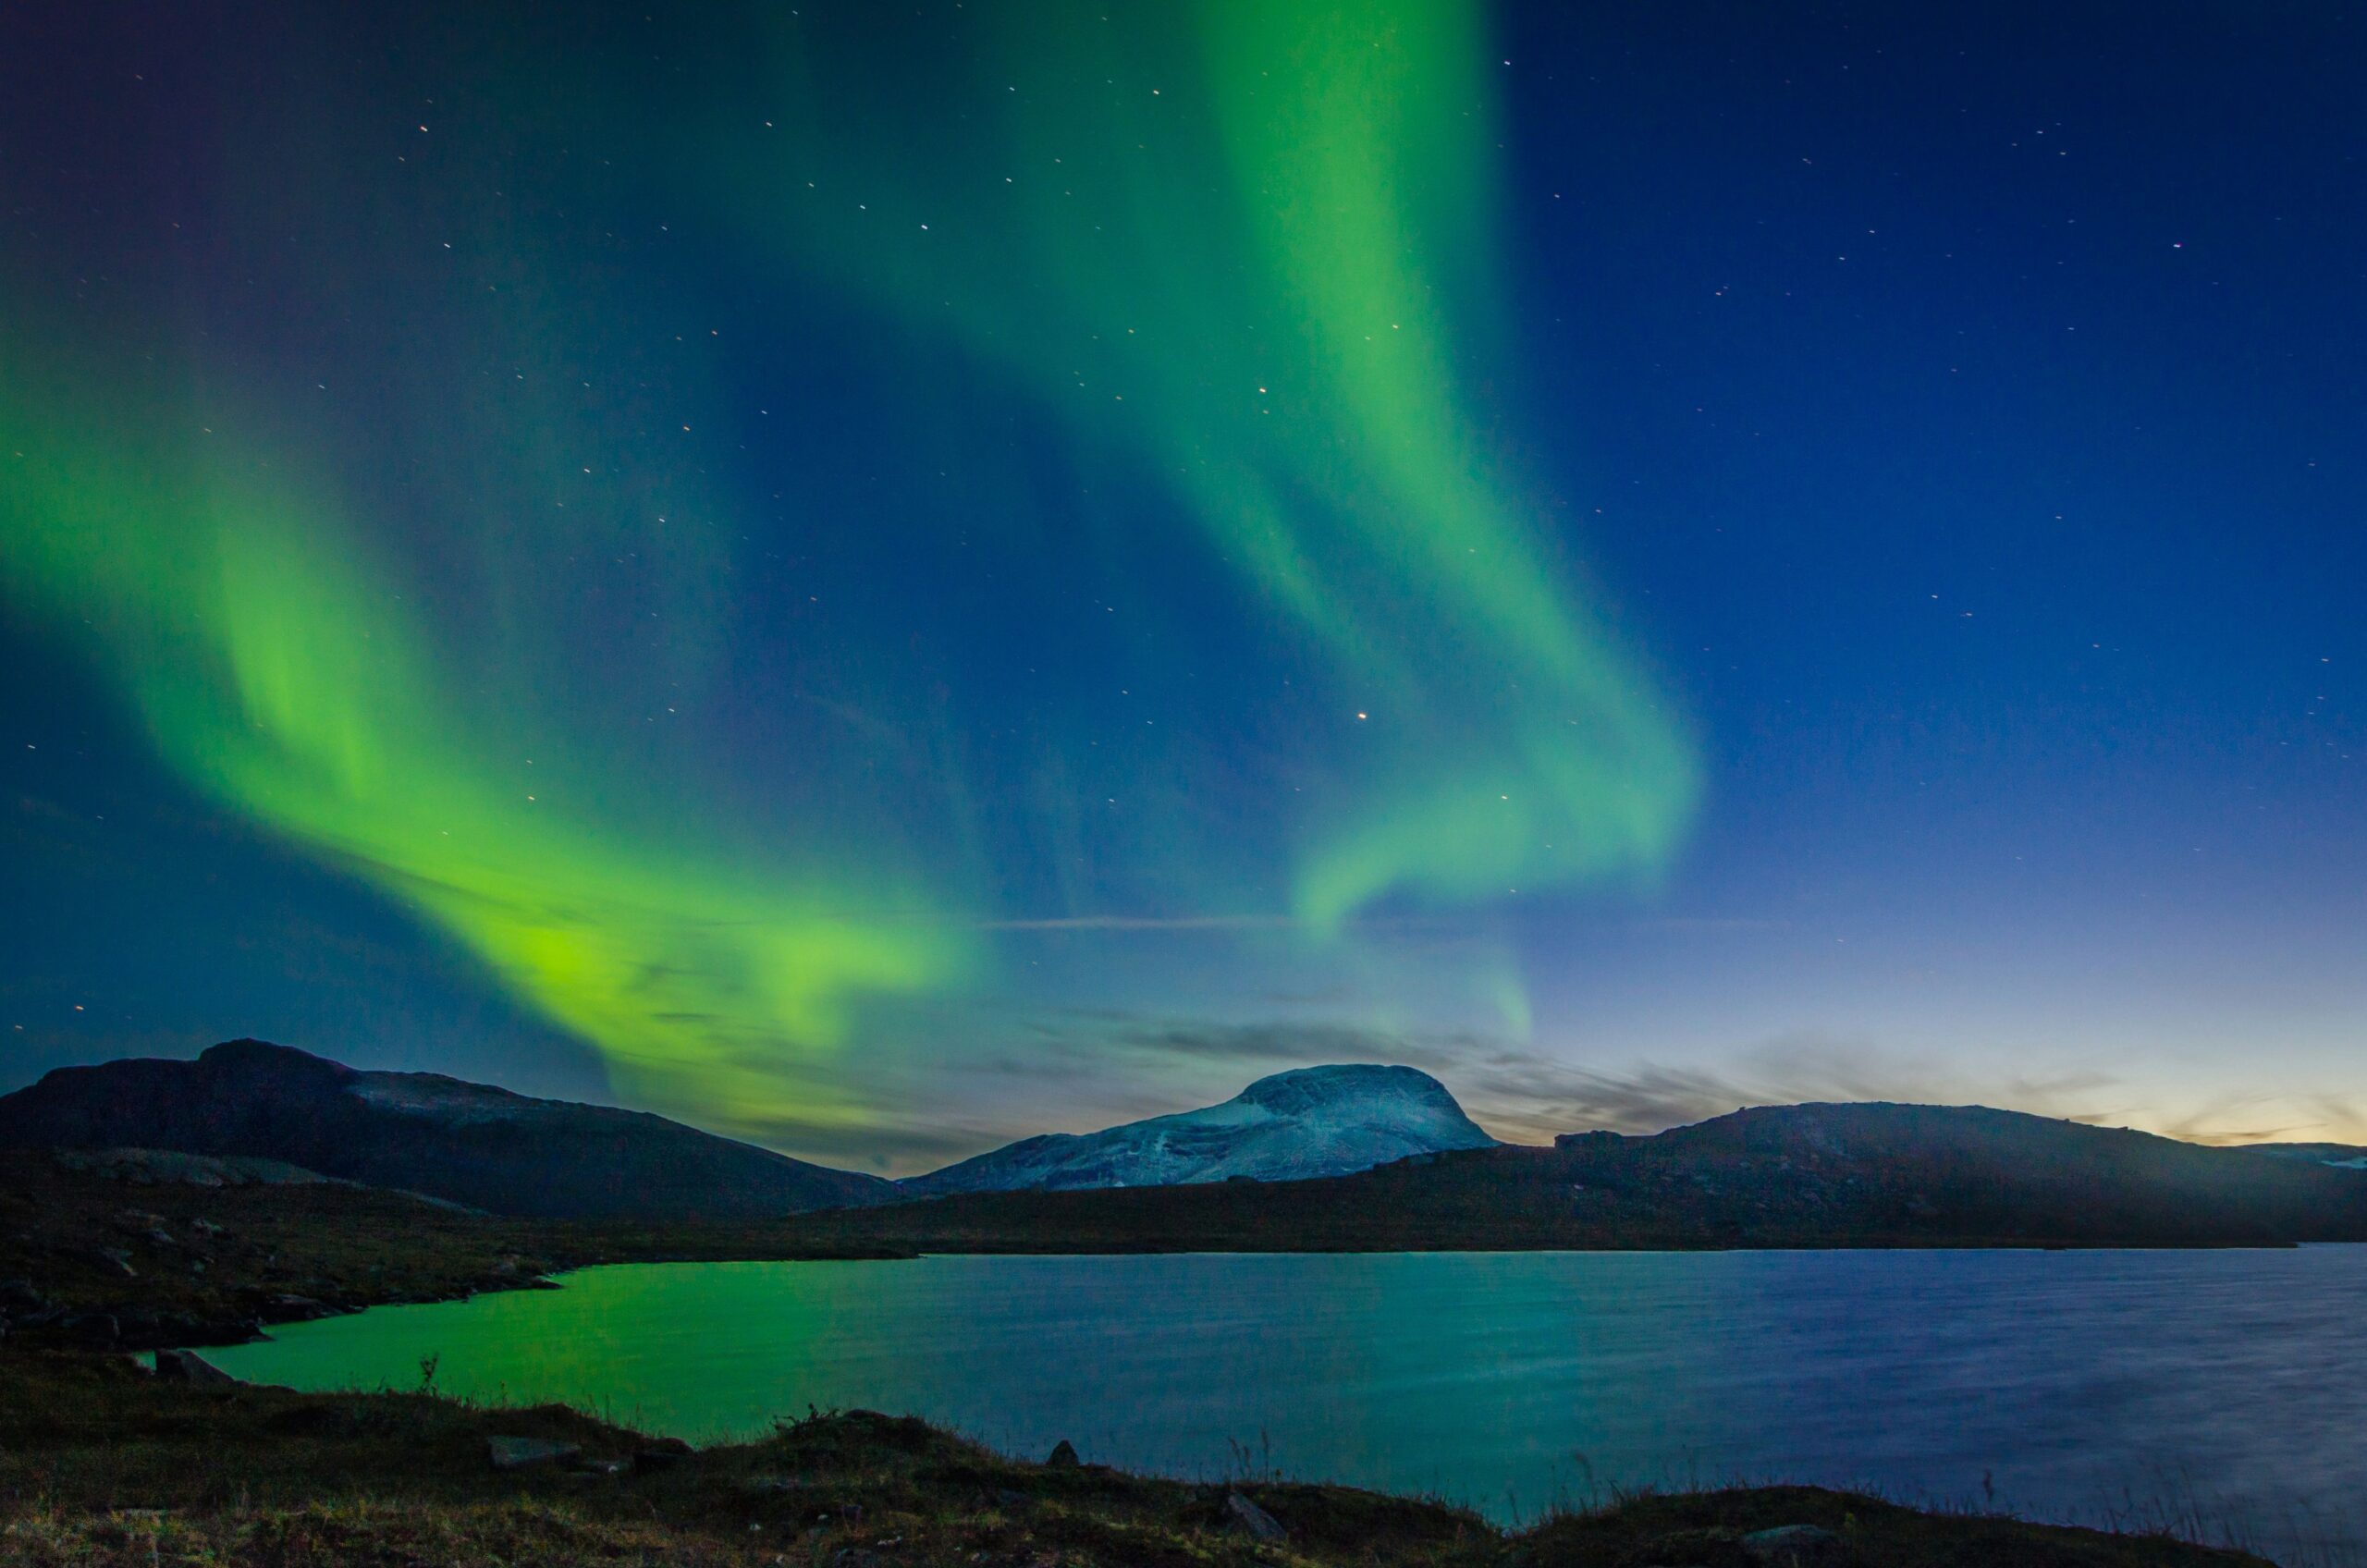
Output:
(902, 1063), (1496, 1195)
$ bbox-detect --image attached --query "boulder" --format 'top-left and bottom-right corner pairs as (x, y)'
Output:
(153, 1348), (237, 1385)
(1226, 1492), (1288, 1542)
(633, 1437), (693, 1472)
(1741, 1525), (1845, 1566)
(487, 1436), (581, 1470)
(1044, 1439), (1080, 1469)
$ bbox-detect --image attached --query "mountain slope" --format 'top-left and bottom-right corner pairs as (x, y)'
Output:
(901, 1064), (1496, 1195)
(798, 1100), (2367, 1251)
(0, 1040), (892, 1220)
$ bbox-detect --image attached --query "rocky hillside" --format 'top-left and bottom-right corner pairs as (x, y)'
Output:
(0, 1040), (892, 1220)
(901, 1064), (1496, 1195)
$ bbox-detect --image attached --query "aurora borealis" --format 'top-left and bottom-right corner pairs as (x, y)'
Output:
(1, 0), (1691, 1142)
(5, 2), (2364, 1165)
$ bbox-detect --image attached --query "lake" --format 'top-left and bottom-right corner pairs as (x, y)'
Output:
(209, 1247), (2367, 1562)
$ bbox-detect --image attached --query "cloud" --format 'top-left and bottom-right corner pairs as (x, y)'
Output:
(2152, 1091), (2367, 1148)
(1115, 1019), (1476, 1068)
(1448, 1035), (2148, 1145)
(1090, 1017), (2148, 1146)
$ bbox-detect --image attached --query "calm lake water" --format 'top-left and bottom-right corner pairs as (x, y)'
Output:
(210, 1248), (2366, 1562)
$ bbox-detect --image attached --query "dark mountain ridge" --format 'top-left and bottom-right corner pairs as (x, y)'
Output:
(787, 1099), (2367, 1253)
(7, 1043), (2361, 1247)
(0, 1039), (891, 1220)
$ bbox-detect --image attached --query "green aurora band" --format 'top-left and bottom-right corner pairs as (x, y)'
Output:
(0, 372), (966, 1134)
(742, 0), (1696, 926)
(0, 0), (1696, 1143)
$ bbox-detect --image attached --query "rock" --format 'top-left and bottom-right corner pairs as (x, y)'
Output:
(1044, 1439), (1079, 1469)
(487, 1436), (581, 1470)
(1741, 1525), (1844, 1566)
(633, 1437), (693, 1472)
(153, 1348), (238, 1385)
(1226, 1492), (1287, 1542)
(93, 1246), (138, 1277)
(575, 1456), (631, 1476)
(1622, 1525), (1747, 1567)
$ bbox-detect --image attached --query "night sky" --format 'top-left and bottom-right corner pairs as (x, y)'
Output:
(3, 2), (2361, 1172)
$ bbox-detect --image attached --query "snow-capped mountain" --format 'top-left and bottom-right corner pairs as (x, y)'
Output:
(901, 1063), (1497, 1196)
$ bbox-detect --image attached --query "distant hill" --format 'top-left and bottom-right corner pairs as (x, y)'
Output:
(793, 1100), (2367, 1253)
(0, 1040), (892, 1220)
(2240, 1141), (2367, 1170)
(901, 1064), (1495, 1196)
(9, 1043), (2363, 1247)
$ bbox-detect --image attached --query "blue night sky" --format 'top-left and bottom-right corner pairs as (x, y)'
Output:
(2, 1), (2361, 1170)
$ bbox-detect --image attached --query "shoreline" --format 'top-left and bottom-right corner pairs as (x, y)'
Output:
(2, 1143), (2344, 1359)
(0, 1348), (2291, 1568)
(0, 1149), (2330, 1566)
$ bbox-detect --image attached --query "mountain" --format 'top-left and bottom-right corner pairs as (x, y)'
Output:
(901, 1064), (1496, 1196)
(792, 1099), (2367, 1253)
(0, 1040), (892, 1220)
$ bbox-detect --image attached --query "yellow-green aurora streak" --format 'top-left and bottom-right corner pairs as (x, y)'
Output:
(0, 382), (966, 1136)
